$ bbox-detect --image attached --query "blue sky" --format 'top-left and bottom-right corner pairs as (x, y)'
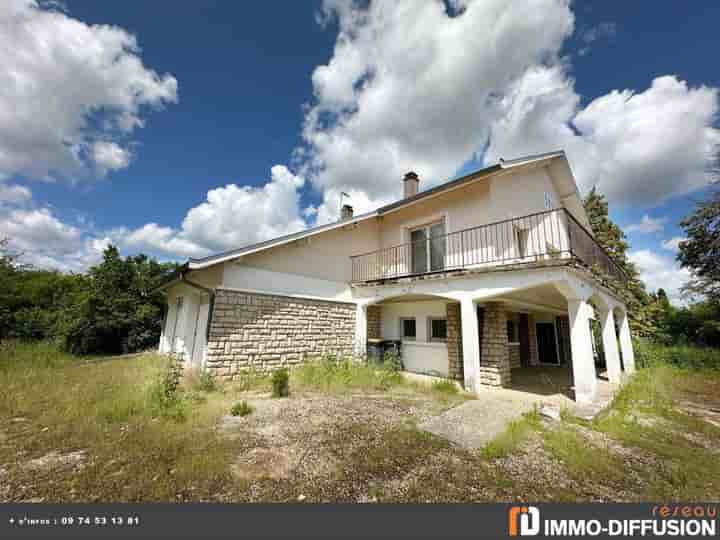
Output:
(0, 1), (719, 303)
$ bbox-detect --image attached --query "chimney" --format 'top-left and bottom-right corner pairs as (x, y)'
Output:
(403, 171), (419, 198)
(341, 204), (354, 220)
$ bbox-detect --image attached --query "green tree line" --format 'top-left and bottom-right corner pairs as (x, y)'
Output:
(0, 241), (177, 354)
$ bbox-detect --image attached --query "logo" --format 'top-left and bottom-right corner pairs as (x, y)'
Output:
(508, 506), (540, 536)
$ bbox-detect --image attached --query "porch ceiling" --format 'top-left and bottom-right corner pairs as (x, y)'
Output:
(378, 294), (450, 304)
(494, 283), (567, 313)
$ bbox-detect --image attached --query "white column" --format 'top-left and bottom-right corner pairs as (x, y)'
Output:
(599, 308), (622, 384)
(355, 303), (368, 358)
(460, 297), (481, 393)
(617, 308), (636, 373)
(567, 298), (597, 403)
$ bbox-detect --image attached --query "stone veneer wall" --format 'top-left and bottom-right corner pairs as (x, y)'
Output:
(479, 302), (511, 387)
(446, 302), (463, 381)
(528, 313), (539, 366)
(367, 305), (381, 340)
(206, 289), (356, 379)
(508, 343), (521, 369)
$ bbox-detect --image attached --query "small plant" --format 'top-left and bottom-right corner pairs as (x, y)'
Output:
(230, 400), (254, 417)
(148, 356), (188, 421)
(382, 350), (402, 371)
(431, 379), (459, 395)
(271, 368), (290, 398)
(196, 371), (217, 392)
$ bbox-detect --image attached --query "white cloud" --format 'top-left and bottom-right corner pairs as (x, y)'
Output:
(487, 72), (720, 205)
(300, 0), (575, 210)
(0, 207), (82, 270)
(0, 0), (177, 181)
(625, 214), (667, 234)
(91, 142), (132, 177)
(111, 165), (307, 258)
(628, 249), (691, 304)
(0, 182), (32, 204)
(296, 1), (719, 213)
(661, 236), (686, 252)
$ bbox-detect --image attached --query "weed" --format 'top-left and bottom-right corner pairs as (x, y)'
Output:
(230, 401), (254, 417)
(482, 408), (542, 459)
(430, 379), (459, 395)
(271, 368), (290, 398)
(294, 356), (403, 393)
(195, 371), (217, 392)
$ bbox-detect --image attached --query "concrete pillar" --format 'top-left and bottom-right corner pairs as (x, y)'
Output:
(567, 298), (597, 403)
(460, 298), (480, 392)
(617, 308), (636, 373)
(599, 308), (622, 384)
(355, 304), (368, 357)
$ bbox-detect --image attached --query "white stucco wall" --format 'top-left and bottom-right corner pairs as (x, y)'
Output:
(379, 300), (449, 377)
(222, 265), (352, 302)
(160, 283), (210, 368)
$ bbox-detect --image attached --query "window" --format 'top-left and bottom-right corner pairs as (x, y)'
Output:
(544, 191), (554, 210)
(507, 320), (518, 343)
(400, 318), (416, 340)
(428, 317), (447, 342)
(410, 221), (446, 274)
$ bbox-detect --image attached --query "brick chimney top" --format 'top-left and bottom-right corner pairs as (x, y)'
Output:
(341, 204), (354, 220)
(403, 171), (419, 198)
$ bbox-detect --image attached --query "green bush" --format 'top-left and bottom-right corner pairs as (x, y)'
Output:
(271, 368), (290, 398)
(147, 357), (188, 420)
(230, 401), (254, 417)
(196, 371), (217, 392)
(635, 340), (720, 371)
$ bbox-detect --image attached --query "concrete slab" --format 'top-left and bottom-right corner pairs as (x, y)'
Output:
(419, 369), (617, 449)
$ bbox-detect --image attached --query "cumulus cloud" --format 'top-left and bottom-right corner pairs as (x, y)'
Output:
(661, 236), (686, 252)
(111, 165), (307, 258)
(0, 206), (106, 270)
(628, 249), (691, 304)
(625, 214), (667, 234)
(0, 0), (177, 181)
(0, 182), (32, 204)
(487, 72), (720, 205)
(300, 0), (575, 211)
(298, 0), (719, 214)
(91, 142), (132, 177)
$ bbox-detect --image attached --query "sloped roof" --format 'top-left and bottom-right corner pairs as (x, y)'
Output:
(186, 150), (572, 270)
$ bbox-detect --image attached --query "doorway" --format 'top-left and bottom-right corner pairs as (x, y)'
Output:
(536, 322), (559, 365)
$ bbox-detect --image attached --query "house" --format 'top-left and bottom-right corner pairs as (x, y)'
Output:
(157, 150), (635, 403)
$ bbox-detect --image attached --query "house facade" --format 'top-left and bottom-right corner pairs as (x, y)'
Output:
(158, 151), (635, 403)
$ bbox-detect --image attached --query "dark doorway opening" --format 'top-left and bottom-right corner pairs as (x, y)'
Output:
(536, 323), (559, 365)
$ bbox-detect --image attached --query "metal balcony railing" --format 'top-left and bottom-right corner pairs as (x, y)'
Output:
(350, 208), (626, 284)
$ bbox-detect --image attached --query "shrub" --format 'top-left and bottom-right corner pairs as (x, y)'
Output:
(196, 371), (217, 392)
(230, 400), (254, 417)
(271, 368), (290, 398)
(147, 357), (187, 420)
(635, 340), (720, 371)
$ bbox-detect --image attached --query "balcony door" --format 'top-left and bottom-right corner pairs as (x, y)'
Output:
(410, 221), (445, 274)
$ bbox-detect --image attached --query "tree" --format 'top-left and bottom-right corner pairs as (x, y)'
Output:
(58, 245), (177, 354)
(678, 187), (720, 302)
(582, 188), (659, 338)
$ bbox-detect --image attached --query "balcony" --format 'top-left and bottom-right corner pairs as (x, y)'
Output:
(350, 208), (626, 285)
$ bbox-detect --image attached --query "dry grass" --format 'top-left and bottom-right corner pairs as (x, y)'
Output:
(1, 341), (719, 502)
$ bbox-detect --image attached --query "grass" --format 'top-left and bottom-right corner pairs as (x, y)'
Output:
(1, 340), (719, 502)
(482, 408), (542, 459)
(292, 357), (404, 392)
(230, 401), (254, 417)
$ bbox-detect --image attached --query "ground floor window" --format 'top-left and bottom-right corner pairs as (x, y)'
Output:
(400, 317), (416, 340)
(428, 317), (447, 342)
